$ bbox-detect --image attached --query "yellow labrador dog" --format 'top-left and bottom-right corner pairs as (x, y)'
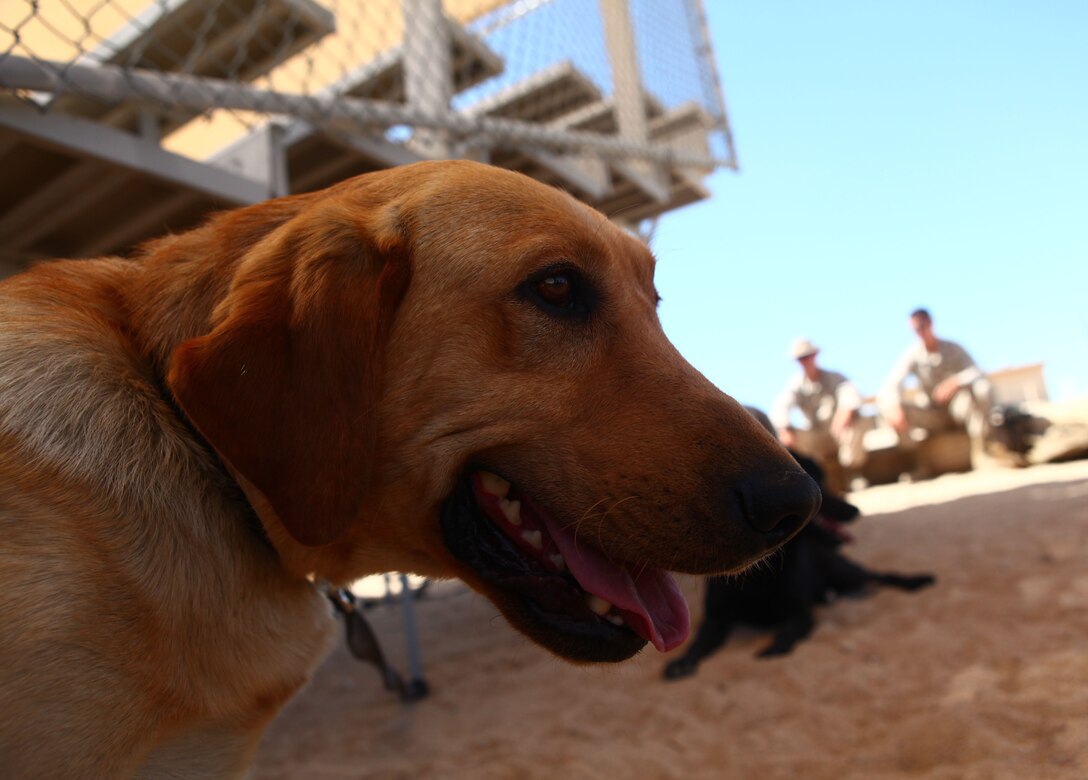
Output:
(0, 160), (818, 777)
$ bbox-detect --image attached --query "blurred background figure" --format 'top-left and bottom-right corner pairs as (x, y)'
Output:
(878, 308), (1016, 472)
(771, 339), (870, 494)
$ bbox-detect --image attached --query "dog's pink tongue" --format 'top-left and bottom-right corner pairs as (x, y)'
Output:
(537, 511), (690, 652)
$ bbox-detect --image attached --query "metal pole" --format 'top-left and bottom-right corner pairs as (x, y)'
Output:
(599, 0), (668, 201)
(402, 0), (453, 157)
(397, 573), (429, 700)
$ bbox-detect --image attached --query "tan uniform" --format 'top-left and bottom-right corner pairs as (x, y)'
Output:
(771, 368), (869, 471)
(878, 338), (994, 463)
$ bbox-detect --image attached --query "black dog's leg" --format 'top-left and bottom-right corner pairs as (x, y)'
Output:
(822, 549), (936, 595)
(871, 572), (936, 591)
(756, 540), (818, 658)
(757, 607), (815, 658)
(663, 577), (737, 680)
(662, 613), (734, 680)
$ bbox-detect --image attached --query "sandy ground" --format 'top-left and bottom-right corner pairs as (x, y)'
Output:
(252, 458), (1088, 780)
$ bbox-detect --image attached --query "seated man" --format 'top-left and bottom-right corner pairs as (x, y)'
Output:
(770, 339), (869, 493)
(878, 308), (1002, 470)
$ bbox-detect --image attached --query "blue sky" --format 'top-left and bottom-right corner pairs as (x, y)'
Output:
(651, 1), (1088, 410)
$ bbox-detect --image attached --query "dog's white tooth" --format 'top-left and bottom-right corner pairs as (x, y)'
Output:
(549, 553), (566, 571)
(587, 595), (612, 616)
(607, 614), (625, 626)
(522, 529), (543, 550)
(480, 472), (510, 498)
(499, 498), (522, 526)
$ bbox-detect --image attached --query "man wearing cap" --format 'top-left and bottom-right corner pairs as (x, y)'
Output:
(770, 339), (869, 493)
(878, 308), (999, 469)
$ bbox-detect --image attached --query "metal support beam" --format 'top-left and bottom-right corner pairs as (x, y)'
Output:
(522, 148), (611, 200)
(0, 103), (270, 205)
(322, 128), (424, 169)
(0, 131), (22, 159)
(75, 190), (198, 258)
(209, 123), (290, 197)
(0, 56), (731, 169)
(402, 0), (453, 157)
(599, 0), (669, 203)
(0, 159), (109, 245)
(5, 169), (131, 253)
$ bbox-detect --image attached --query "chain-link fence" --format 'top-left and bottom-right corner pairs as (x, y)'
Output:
(0, 0), (735, 264)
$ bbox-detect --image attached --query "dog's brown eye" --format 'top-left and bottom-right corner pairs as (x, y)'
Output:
(536, 275), (575, 308)
(520, 264), (595, 319)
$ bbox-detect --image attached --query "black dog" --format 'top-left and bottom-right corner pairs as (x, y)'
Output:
(989, 403), (1047, 456)
(663, 451), (935, 680)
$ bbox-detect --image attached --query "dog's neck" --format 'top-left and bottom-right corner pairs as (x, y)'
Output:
(111, 196), (327, 570)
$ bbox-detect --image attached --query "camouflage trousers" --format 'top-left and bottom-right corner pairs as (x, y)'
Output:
(889, 378), (995, 465)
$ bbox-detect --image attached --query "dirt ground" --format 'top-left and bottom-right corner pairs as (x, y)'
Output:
(252, 458), (1088, 780)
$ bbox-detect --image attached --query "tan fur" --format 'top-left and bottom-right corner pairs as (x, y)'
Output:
(0, 161), (812, 777)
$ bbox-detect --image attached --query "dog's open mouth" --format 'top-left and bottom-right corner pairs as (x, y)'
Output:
(441, 471), (689, 663)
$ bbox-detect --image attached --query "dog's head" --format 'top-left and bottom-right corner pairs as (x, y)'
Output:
(167, 161), (820, 663)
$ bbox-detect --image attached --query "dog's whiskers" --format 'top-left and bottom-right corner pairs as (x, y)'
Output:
(561, 495), (641, 568)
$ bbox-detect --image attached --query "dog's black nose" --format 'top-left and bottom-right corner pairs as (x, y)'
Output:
(736, 468), (821, 541)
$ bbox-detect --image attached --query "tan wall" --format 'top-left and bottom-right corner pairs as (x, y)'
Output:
(2, 0), (510, 159)
(990, 363), (1048, 405)
(1, 0), (151, 62)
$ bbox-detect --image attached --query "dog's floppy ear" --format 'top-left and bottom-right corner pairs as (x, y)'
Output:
(167, 202), (410, 546)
